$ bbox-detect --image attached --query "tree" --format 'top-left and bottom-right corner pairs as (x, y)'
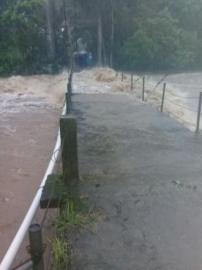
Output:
(1, 0), (202, 74)
(122, 9), (196, 71)
(0, 0), (47, 74)
(44, 0), (56, 61)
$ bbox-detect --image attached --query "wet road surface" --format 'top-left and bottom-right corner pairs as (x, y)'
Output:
(71, 93), (202, 270)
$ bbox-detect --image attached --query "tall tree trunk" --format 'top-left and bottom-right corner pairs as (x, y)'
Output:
(45, 0), (55, 61)
(103, 37), (107, 66)
(62, 0), (74, 70)
(110, 0), (114, 68)
(97, 14), (103, 66)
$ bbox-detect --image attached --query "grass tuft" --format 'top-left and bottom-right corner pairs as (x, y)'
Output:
(51, 237), (71, 270)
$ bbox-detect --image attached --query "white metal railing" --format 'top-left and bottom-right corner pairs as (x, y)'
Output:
(0, 105), (66, 270)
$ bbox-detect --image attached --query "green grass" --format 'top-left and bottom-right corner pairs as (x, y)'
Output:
(55, 200), (97, 233)
(51, 237), (71, 270)
(51, 198), (103, 269)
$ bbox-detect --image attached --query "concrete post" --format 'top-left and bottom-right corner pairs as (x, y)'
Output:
(60, 115), (79, 191)
(29, 224), (44, 270)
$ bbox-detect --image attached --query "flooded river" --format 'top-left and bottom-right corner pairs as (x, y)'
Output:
(149, 72), (202, 110)
(0, 68), (202, 263)
(0, 73), (67, 261)
(137, 72), (202, 131)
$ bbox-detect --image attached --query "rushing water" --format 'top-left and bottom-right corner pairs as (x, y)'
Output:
(148, 72), (202, 112)
(0, 68), (202, 261)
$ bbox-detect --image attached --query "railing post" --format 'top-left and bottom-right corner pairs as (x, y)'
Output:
(142, 76), (145, 101)
(65, 92), (70, 114)
(196, 92), (202, 133)
(60, 115), (79, 197)
(121, 72), (124, 81)
(29, 224), (44, 270)
(67, 71), (73, 96)
(160, 83), (166, 112)
(66, 70), (73, 114)
(130, 74), (134, 91)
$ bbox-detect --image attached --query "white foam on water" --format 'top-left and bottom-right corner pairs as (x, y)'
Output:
(0, 71), (68, 112)
(1, 68), (202, 131)
(144, 74), (201, 131)
(73, 68), (202, 131)
(73, 69), (114, 94)
(0, 93), (50, 114)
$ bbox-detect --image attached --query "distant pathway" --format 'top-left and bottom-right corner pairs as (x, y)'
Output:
(72, 93), (202, 270)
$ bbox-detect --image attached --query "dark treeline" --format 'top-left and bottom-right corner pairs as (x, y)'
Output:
(0, 0), (202, 75)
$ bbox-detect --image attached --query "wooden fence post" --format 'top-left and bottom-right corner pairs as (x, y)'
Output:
(130, 74), (134, 91)
(29, 224), (44, 270)
(121, 72), (124, 81)
(67, 71), (73, 96)
(66, 71), (73, 112)
(142, 76), (145, 101)
(160, 83), (166, 112)
(196, 92), (202, 133)
(65, 92), (71, 114)
(60, 115), (79, 196)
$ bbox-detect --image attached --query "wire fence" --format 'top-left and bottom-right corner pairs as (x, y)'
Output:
(119, 71), (202, 133)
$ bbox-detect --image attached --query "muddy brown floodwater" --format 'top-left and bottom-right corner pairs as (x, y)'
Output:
(1, 68), (202, 264)
(0, 105), (60, 259)
(0, 90), (63, 261)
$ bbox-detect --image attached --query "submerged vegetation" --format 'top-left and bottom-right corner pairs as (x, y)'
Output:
(1, 0), (202, 74)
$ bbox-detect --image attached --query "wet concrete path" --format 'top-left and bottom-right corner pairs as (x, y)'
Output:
(72, 94), (202, 270)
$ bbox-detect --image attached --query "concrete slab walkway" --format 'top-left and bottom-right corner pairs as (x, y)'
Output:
(72, 93), (202, 270)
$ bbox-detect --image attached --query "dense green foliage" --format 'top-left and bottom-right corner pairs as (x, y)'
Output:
(1, 0), (202, 74)
(0, 0), (47, 74)
(122, 10), (197, 70)
(0, 0), (67, 74)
